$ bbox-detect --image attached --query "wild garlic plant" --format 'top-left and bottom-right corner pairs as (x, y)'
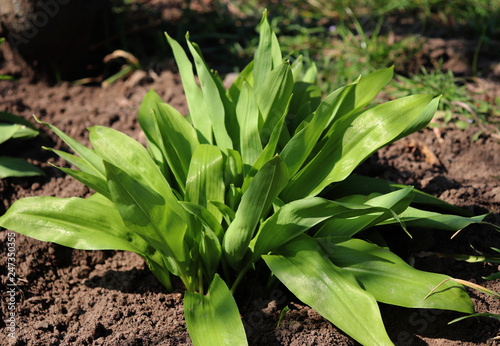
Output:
(0, 12), (493, 345)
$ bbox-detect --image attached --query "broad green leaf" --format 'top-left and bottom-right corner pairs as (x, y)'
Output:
(88, 125), (185, 217)
(251, 195), (409, 261)
(223, 156), (288, 268)
(36, 117), (105, 177)
(281, 83), (354, 177)
(103, 161), (193, 289)
(0, 124), (21, 144)
(235, 80), (262, 169)
(165, 33), (212, 144)
(271, 30), (282, 68)
(241, 112), (286, 191)
(154, 102), (200, 192)
(263, 234), (393, 346)
(287, 82), (321, 133)
(184, 274), (247, 346)
(209, 200), (236, 226)
(378, 206), (488, 231)
(330, 66), (394, 126)
(256, 63), (294, 143)
(0, 157), (43, 178)
(319, 238), (474, 313)
(0, 194), (172, 289)
(228, 60), (254, 103)
(225, 149), (244, 188)
(314, 187), (414, 241)
(180, 201), (224, 241)
(185, 145), (225, 224)
(0, 111), (38, 130)
(290, 55), (303, 81)
(186, 37), (233, 151)
(180, 202), (222, 281)
(137, 89), (169, 174)
(302, 62), (317, 83)
(253, 10), (274, 89)
(281, 95), (439, 201)
(325, 174), (472, 216)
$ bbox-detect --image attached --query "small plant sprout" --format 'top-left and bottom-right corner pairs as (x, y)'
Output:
(0, 11), (496, 346)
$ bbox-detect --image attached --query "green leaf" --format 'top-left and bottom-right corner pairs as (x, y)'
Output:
(165, 33), (212, 144)
(184, 274), (247, 346)
(326, 174), (472, 216)
(281, 95), (440, 201)
(0, 124), (22, 145)
(88, 126), (184, 217)
(235, 80), (262, 169)
(223, 156), (288, 268)
(50, 165), (110, 199)
(256, 63), (294, 143)
(253, 10), (274, 89)
(242, 111), (286, 191)
(314, 187), (414, 241)
(137, 89), (170, 173)
(43, 147), (110, 197)
(0, 111), (38, 130)
(185, 145), (225, 224)
(186, 37), (233, 151)
(251, 194), (409, 261)
(319, 238), (473, 313)
(281, 83), (354, 177)
(154, 102), (200, 192)
(228, 60), (254, 103)
(449, 313), (500, 324)
(0, 194), (172, 289)
(36, 117), (105, 177)
(378, 206), (488, 231)
(180, 201), (224, 241)
(0, 157), (44, 178)
(263, 234), (393, 346)
(103, 160), (190, 286)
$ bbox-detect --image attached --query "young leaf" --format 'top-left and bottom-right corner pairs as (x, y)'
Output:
(223, 156), (288, 268)
(184, 274), (248, 345)
(256, 63), (294, 143)
(165, 33), (212, 144)
(263, 234), (394, 346)
(253, 10), (274, 89)
(186, 37), (233, 151)
(137, 89), (170, 173)
(235, 79), (262, 169)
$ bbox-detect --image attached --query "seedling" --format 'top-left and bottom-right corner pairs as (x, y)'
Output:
(0, 12), (494, 345)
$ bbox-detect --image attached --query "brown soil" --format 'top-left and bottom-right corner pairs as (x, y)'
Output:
(1, 3), (500, 346)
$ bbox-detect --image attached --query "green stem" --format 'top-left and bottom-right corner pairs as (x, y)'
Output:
(230, 262), (252, 295)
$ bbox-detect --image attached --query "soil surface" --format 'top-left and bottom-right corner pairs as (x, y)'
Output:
(1, 2), (500, 346)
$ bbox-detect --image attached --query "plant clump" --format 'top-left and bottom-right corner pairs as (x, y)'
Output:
(0, 11), (496, 346)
